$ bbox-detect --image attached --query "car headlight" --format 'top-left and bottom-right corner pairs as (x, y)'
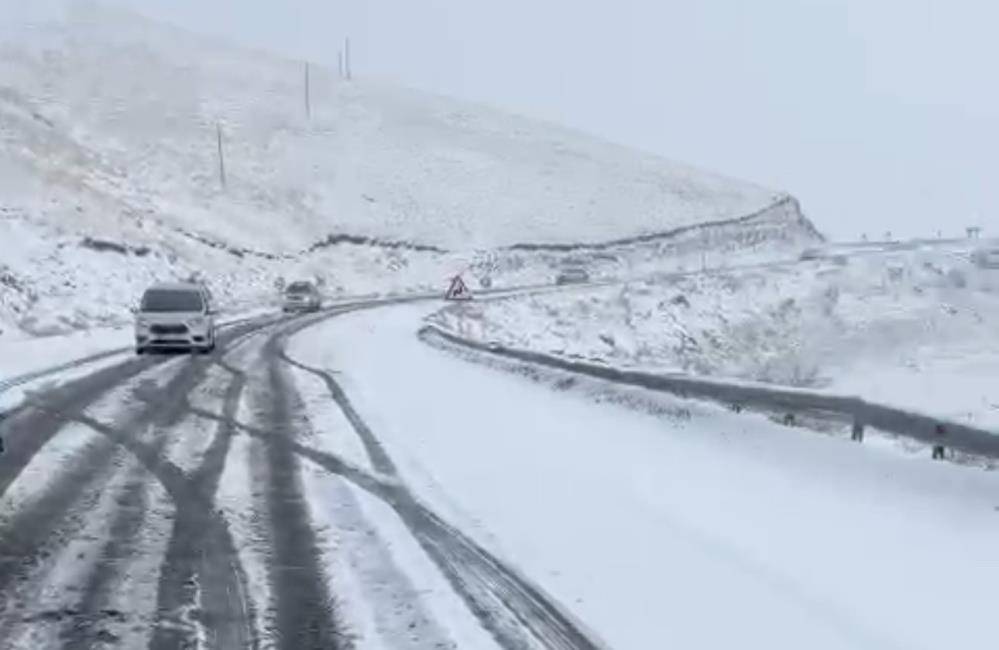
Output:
(188, 317), (207, 328)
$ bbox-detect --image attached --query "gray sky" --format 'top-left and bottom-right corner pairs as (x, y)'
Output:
(112, 0), (998, 240)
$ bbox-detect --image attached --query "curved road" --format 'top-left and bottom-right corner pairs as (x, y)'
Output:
(0, 303), (601, 650)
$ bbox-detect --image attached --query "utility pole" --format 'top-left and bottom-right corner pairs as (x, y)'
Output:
(700, 229), (708, 272)
(345, 37), (352, 80)
(304, 61), (311, 119)
(337, 50), (344, 79)
(216, 122), (226, 189)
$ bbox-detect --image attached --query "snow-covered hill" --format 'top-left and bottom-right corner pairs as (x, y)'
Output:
(0, 2), (820, 337)
(0, 3), (797, 251)
(431, 243), (999, 428)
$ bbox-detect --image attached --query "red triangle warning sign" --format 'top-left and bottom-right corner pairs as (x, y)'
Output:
(445, 275), (472, 300)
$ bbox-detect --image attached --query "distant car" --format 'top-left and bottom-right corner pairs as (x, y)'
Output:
(556, 267), (590, 285)
(799, 248), (825, 261)
(283, 281), (322, 313)
(135, 282), (216, 354)
(972, 247), (999, 269)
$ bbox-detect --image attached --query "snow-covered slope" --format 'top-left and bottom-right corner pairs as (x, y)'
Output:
(0, 3), (793, 251)
(0, 2), (820, 337)
(432, 243), (999, 428)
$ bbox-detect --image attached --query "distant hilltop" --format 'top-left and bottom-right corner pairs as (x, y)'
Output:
(0, 2), (820, 253)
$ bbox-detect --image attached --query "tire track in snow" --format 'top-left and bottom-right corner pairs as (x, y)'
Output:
(148, 335), (262, 650)
(0, 354), (167, 502)
(0, 358), (180, 616)
(0, 316), (274, 648)
(278, 351), (397, 477)
(66, 405), (254, 650)
(68, 322), (267, 650)
(276, 333), (603, 649)
(253, 332), (346, 649)
(57, 344), (228, 648)
(0, 351), (199, 647)
(60, 462), (158, 650)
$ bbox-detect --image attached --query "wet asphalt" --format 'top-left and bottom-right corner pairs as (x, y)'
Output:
(0, 306), (602, 650)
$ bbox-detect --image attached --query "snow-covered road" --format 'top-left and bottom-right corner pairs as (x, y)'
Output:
(291, 303), (999, 650)
(2, 299), (999, 649)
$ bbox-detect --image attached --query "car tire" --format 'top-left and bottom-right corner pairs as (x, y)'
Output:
(136, 347), (145, 355)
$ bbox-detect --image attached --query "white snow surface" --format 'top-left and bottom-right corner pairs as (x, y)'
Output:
(0, 2), (782, 251)
(299, 467), (498, 650)
(432, 243), (999, 429)
(288, 365), (375, 475)
(215, 376), (276, 649)
(289, 302), (999, 650)
(0, 2), (818, 338)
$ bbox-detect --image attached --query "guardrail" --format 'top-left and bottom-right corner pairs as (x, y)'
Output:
(420, 325), (999, 460)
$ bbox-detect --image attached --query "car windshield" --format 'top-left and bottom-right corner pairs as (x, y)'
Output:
(141, 289), (204, 312)
(6, 3), (998, 649)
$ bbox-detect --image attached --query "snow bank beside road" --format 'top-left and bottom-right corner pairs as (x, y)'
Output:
(433, 246), (999, 429)
(292, 302), (999, 650)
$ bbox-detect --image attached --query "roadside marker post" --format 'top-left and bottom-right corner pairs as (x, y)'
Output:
(851, 418), (865, 442)
(932, 423), (947, 460)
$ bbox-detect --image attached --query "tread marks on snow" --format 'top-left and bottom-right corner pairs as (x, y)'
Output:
(0, 318), (270, 649)
(256, 332), (347, 650)
(275, 343), (604, 650)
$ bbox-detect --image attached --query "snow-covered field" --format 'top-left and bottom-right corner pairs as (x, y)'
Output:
(0, 2), (818, 339)
(431, 243), (999, 429)
(289, 302), (999, 650)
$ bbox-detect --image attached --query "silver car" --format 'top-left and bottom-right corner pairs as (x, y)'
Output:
(556, 266), (590, 285)
(283, 281), (322, 313)
(135, 282), (217, 354)
(972, 247), (999, 269)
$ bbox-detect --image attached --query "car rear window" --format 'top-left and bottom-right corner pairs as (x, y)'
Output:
(141, 289), (204, 312)
(287, 282), (314, 294)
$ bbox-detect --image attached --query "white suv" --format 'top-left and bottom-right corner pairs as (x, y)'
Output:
(135, 282), (217, 354)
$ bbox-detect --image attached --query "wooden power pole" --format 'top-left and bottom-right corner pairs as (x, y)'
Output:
(216, 122), (226, 189)
(345, 37), (352, 80)
(304, 61), (311, 119)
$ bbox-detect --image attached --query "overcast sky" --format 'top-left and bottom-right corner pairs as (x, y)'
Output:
(111, 0), (998, 240)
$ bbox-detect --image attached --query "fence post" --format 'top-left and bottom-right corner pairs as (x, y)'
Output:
(851, 417), (864, 442)
(932, 423), (946, 460)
